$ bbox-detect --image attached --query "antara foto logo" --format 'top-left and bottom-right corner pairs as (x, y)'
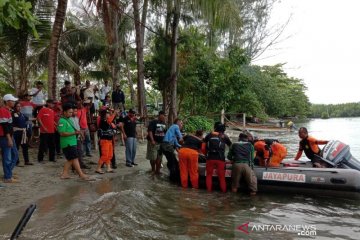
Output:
(237, 222), (250, 234)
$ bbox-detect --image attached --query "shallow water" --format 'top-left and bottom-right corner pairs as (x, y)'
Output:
(1, 118), (360, 239)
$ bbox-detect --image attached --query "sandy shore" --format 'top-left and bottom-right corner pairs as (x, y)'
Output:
(0, 139), (150, 214)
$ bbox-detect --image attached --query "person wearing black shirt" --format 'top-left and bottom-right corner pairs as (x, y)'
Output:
(146, 111), (167, 174)
(111, 84), (125, 111)
(204, 122), (232, 192)
(120, 109), (138, 167)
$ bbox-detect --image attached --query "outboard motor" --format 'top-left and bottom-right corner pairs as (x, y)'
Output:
(321, 140), (360, 171)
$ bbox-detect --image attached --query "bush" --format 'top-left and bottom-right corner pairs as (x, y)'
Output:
(183, 116), (214, 134)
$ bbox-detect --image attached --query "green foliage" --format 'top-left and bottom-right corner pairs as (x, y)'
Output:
(321, 112), (329, 119)
(183, 116), (214, 134)
(0, 80), (15, 96)
(146, 27), (310, 119)
(0, 0), (39, 37)
(311, 103), (360, 118)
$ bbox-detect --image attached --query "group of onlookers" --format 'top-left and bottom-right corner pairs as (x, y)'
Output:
(0, 79), (129, 183)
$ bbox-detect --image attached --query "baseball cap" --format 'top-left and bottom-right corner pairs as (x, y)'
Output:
(3, 94), (18, 102)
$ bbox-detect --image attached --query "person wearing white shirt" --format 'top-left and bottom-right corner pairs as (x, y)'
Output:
(100, 80), (112, 103)
(30, 81), (46, 117)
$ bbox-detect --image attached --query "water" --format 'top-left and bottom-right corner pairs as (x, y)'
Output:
(1, 118), (360, 239)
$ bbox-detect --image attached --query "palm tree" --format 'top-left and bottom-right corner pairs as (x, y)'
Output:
(59, 14), (105, 85)
(48, 0), (68, 99)
(0, 0), (53, 96)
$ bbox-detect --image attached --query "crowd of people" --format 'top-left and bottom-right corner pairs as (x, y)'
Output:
(1, 80), (330, 195)
(0, 80), (127, 183)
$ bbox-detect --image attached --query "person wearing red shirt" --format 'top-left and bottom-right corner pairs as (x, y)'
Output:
(37, 99), (56, 163)
(0, 94), (19, 183)
(78, 100), (92, 157)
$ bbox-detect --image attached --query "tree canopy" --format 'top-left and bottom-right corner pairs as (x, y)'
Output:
(0, 0), (312, 121)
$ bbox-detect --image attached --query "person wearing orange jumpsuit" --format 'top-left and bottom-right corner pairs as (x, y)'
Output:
(254, 139), (287, 167)
(178, 130), (203, 189)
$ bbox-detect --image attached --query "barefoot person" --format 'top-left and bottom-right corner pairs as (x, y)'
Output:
(146, 111), (167, 174)
(57, 103), (89, 180)
(95, 107), (117, 174)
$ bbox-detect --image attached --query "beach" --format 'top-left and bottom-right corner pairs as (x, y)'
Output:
(0, 139), (149, 214)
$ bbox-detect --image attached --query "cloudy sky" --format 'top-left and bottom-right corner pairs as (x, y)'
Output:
(256, 0), (360, 104)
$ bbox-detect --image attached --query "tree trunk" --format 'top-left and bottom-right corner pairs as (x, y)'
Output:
(132, 0), (148, 118)
(48, 0), (68, 99)
(123, 43), (136, 106)
(73, 68), (81, 86)
(168, 0), (180, 124)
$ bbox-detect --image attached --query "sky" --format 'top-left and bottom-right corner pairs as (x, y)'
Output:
(256, 0), (360, 104)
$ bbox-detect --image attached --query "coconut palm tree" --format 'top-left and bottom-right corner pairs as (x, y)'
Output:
(48, 0), (68, 99)
(0, 0), (53, 96)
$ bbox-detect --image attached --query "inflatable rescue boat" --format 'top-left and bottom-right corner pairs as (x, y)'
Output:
(198, 140), (360, 193)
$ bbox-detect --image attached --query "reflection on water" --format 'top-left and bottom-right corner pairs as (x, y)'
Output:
(1, 118), (360, 240)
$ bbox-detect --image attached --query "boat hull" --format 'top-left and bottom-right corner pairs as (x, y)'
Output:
(198, 162), (360, 193)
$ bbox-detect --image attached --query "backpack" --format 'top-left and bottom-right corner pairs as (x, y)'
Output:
(207, 134), (226, 158)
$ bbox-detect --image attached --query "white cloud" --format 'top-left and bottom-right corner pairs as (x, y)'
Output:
(257, 0), (360, 104)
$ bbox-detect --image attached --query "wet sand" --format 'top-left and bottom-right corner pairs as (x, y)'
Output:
(0, 139), (149, 216)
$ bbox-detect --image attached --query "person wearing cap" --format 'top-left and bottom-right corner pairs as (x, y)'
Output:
(37, 99), (56, 163)
(30, 81), (46, 118)
(146, 110), (167, 174)
(111, 84), (125, 111)
(119, 109), (138, 167)
(227, 133), (257, 195)
(204, 122), (232, 192)
(0, 94), (19, 183)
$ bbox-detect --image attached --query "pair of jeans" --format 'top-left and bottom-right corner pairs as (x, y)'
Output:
(83, 128), (91, 155)
(13, 131), (29, 163)
(125, 137), (137, 165)
(0, 137), (18, 180)
(38, 133), (55, 162)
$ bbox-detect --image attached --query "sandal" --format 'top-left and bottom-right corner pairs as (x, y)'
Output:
(106, 169), (115, 173)
(95, 170), (105, 174)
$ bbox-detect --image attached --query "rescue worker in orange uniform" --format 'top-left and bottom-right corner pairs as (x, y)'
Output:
(178, 130), (204, 189)
(95, 107), (117, 174)
(294, 127), (329, 168)
(254, 139), (287, 167)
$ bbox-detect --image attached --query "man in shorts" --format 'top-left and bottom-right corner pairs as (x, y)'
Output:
(146, 111), (166, 174)
(57, 103), (90, 180)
